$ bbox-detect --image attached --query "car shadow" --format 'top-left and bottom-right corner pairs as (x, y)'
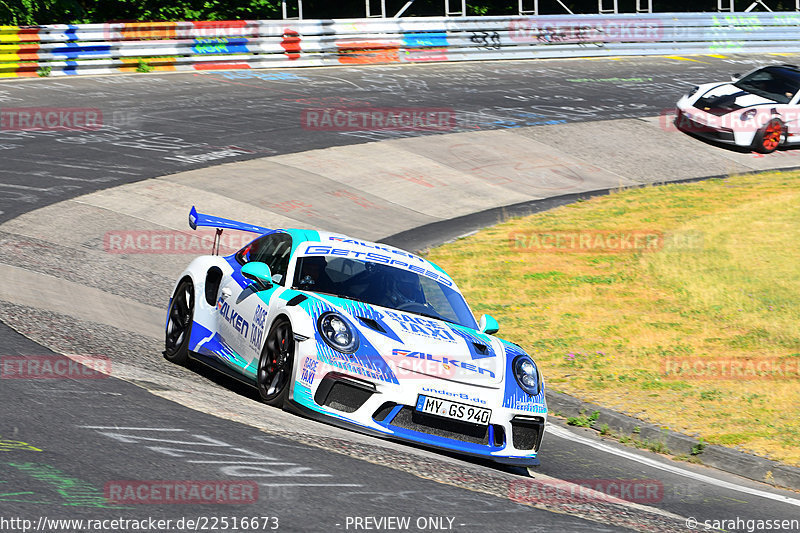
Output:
(176, 356), (536, 478)
(675, 122), (795, 156)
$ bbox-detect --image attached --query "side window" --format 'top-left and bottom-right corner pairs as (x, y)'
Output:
(237, 233), (292, 285)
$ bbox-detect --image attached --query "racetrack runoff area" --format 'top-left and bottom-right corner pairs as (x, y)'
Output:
(3, 112), (800, 453)
(3, 56), (800, 531)
(426, 170), (800, 466)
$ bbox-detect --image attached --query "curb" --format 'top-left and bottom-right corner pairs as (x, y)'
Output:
(383, 179), (800, 493)
(546, 390), (800, 492)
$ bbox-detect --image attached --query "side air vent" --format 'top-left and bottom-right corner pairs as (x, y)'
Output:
(372, 402), (397, 422)
(357, 317), (386, 333)
(314, 373), (375, 413)
(492, 425), (506, 447)
(286, 294), (308, 306)
(472, 342), (489, 355)
(205, 267), (223, 306)
(510, 416), (545, 451)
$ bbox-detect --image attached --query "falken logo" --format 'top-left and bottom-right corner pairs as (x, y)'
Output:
(217, 298), (249, 336)
(392, 349), (495, 378)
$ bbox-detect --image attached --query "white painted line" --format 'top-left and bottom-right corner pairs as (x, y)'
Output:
(80, 426), (185, 431)
(187, 461), (295, 465)
(547, 424), (800, 508)
(260, 483), (364, 487)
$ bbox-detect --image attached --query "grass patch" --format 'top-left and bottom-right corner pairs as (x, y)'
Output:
(566, 410), (599, 427)
(425, 172), (800, 466)
(136, 59), (153, 73)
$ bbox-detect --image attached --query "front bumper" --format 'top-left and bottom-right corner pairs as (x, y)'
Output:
(289, 369), (546, 467)
(674, 105), (756, 147)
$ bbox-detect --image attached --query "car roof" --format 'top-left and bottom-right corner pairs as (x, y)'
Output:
(278, 228), (451, 278)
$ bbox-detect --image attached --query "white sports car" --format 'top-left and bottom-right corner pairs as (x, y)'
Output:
(675, 64), (800, 153)
(164, 207), (547, 468)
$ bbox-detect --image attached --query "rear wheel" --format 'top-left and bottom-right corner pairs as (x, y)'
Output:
(257, 318), (295, 407)
(164, 278), (194, 365)
(752, 118), (784, 154)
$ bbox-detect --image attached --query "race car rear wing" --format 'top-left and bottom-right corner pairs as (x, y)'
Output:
(188, 206), (274, 255)
(189, 206), (272, 234)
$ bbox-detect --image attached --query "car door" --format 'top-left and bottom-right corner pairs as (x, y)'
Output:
(216, 232), (293, 378)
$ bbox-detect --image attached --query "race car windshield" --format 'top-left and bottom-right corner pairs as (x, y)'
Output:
(734, 66), (800, 104)
(292, 256), (478, 329)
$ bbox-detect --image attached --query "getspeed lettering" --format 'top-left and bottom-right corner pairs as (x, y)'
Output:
(327, 237), (425, 262)
(303, 245), (453, 287)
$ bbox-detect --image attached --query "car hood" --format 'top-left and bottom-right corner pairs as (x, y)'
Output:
(311, 294), (506, 388)
(695, 83), (775, 116)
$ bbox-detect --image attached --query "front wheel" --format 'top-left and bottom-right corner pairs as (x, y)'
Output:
(257, 318), (295, 407)
(164, 278), (194, 365)
(752, 118), (784, 154)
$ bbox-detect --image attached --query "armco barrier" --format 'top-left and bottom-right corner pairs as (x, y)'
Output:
(2, 13), (800, 78)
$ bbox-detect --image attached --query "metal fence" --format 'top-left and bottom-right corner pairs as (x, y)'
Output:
(2, 13), (799, 78)
(288, 0), (800, 17)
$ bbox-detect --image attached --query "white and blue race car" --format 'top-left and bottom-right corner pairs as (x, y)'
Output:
(165, 207), (546, 467)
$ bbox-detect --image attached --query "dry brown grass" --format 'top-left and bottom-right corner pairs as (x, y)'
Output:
(425, 172), (800, 465)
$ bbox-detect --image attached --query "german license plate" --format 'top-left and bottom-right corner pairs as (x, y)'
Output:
(415, 395), (491, 425)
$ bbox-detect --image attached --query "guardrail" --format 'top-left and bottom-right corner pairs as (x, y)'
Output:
(2, 13), (800, 78)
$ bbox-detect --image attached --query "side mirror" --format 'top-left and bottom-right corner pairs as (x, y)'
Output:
(241, 262), (273, 290)
(479, 314), (499, 335)
(731, 73), (742, 81)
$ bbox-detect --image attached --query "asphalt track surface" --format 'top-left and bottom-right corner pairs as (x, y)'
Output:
(2, 56), (800, 533)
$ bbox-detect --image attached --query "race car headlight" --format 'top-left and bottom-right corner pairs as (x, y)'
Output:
(318, 312), (358, 353)
(687, 86), (699, 98)
(740, 109), (757, 121)
(513, 355), (540, 396)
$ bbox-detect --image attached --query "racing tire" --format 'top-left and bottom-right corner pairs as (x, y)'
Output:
(164, 278), (194, 365)
(257, 318), (295, 407)
(752, 118), (784, 154)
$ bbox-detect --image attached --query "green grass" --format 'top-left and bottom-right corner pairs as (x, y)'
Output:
(566, 410), (599, 428)
(426, 171), (800, 466)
